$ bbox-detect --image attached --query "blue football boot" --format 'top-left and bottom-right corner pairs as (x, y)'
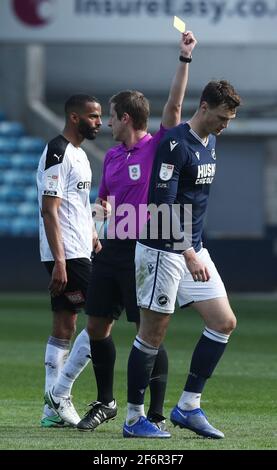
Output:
(123, 416), (171, 438)
(170, 406), (224, 439)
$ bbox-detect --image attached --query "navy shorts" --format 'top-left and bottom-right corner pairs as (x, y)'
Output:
(44, 257), (92, 313)
(85, 239), (140, 323)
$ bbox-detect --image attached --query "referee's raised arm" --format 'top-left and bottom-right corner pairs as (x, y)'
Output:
(161, 31), (197, 129)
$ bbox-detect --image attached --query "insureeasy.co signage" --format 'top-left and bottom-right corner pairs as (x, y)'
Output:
(0, 0), (277, 44)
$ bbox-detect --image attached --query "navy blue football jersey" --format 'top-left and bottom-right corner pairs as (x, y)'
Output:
(142, 123), (217, 253)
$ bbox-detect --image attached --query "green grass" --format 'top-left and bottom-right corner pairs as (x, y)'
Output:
(0, 294), (276, 450)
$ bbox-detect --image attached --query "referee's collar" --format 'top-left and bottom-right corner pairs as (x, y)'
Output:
(119, 133), (152, 152)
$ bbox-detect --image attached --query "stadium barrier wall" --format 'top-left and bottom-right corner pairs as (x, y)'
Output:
(0, 237), (276, 293)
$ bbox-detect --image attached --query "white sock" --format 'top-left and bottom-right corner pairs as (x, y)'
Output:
(107, 399), (116, 408)
(126, 403), (145, 425)
(53, 329), (91, 398)
(178, 391), (201, 411)
(43, 336), (70, 418)
(203, 327), (230, 344)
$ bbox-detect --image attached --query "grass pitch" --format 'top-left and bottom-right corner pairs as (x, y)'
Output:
(0, 294), (276, 451)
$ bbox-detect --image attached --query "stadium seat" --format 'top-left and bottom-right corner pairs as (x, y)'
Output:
(17, 137), (45, 153)
(0, 114), (45, 237)
(0, 185), (9, 201)
(0, 185), (27, 202)
(24, 186), (38, 201)
(0, 202), (20, 217)
(0, 173), (5, 185)
(10, 217), (38, 236)
(11, 153), (40, 170)
(0, 155), (12, 170)
(0, 137), (19, 153)
(0, 121), (25, 137)
(3, 170), (37, 186)
(0, 219), (11, 235)
(17, 202), (37, 217)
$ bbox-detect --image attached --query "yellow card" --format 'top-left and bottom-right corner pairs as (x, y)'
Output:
(173, 16), (186, 33)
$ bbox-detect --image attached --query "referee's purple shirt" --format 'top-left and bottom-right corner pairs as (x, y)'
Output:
(99, 125), (167, 239)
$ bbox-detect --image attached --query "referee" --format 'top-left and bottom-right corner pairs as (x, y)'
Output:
(76, 31), (198, 432)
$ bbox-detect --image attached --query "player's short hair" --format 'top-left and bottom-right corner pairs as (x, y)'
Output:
(64, 94), (99, 116)
(200, 80), (241, 111)
(109, 90), (150, 131)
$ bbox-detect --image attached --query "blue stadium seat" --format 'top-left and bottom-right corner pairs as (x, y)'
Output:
(22, 172), (37, 185)
(0, 114), (43, 237)
(17, 137), (45, 153)
(0, 185), (27, 202)
(0, 137), (19, 153)
(10, 217), (38, 236)
(3, 170), (37, 186)
(0, 121), (25, 137)
(0, 202), (19, 217)
(0, 173), (5, 185)
(0, 185), (9, 201)
(11, 153), (40, 170)
(17, 201), (37, 217)
(0, 219), (11, 235)
(0, 155), (12, 170)
(25, 186), (38, 201)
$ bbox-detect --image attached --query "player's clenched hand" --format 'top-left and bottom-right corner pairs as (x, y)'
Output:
(49, 260), (67, 297)
(180, 31), (197, 58)
(183, 249), (210, 282)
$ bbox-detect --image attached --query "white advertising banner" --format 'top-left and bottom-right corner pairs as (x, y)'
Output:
(0, 0), (277, 44)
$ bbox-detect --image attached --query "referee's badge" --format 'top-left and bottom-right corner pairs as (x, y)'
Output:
(128, 164), (141, 180)
(211, 149), (216, 160)
(159, 163), (174, 181)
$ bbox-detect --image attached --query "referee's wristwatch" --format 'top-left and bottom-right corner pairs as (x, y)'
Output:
(179, 55), (192, 63)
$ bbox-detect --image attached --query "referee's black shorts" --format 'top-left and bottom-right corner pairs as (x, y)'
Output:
(85, 239), (140, 323)
(44, 257), (92, 313)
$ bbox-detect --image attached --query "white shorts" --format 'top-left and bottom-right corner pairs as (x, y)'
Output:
(135, 242), (227, 314)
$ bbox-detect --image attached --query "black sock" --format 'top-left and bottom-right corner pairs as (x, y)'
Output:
(148, 343), (168, 418)
(90, 335), (116, 405)
(185, 334), (227, 393)
(128, 337), (158, 405)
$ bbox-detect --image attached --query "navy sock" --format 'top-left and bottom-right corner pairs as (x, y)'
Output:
(90, 336), (116, 405)
(185, 334), (227, 393)
(148, 343), (168, 418)
(128, 337), (158, 405)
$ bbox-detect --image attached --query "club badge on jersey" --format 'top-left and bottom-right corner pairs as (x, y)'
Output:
(159, 163), (174, 181)
(128, 164), (141, 181)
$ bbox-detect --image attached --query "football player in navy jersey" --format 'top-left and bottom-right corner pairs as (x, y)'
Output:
(123, 80), (241, 439)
